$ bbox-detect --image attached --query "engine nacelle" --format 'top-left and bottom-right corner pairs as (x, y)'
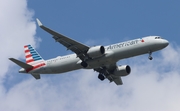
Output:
(87, 46), (105, 58)
(113, 65), (131, 76)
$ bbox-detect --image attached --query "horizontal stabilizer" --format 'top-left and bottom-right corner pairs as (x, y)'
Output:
(31, 74), (40, 79)
(9, 58), (33, 69)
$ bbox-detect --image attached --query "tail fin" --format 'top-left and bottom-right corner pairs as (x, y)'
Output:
(24, 45), (44, 65)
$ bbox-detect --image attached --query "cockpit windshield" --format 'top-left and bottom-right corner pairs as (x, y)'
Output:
(155, 36), (162, 39)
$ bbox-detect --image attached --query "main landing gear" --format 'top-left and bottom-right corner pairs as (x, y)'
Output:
(98, 74), (105, 81)
(81, 61), (88, 68)
(148, 51), (153, 60)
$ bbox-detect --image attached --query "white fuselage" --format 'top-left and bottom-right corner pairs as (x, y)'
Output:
(26, 36), (169, 74)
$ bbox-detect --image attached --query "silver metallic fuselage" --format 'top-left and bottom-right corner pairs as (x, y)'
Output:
(24, 36), (169, 74)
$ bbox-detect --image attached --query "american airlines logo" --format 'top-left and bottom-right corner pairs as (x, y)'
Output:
(106, 39), (141, 50)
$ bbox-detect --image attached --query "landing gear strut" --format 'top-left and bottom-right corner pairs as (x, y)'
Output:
(98, 74), (105, 81)
(148, 51), (153, 60)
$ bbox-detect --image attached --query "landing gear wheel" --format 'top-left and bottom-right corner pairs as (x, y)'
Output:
(148, 51), (153, 60)
(148, 56), (153, 60)
(98, 74), (105, 81)
(81, 61), (88, 68)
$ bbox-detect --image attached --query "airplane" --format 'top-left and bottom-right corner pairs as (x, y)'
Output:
(9, 18), (169, 85)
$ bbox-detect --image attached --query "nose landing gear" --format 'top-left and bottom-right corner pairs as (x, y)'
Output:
(148, 51), (153, 60)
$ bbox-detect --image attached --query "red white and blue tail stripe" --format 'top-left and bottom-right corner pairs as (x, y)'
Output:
(24, 45), (44, 65)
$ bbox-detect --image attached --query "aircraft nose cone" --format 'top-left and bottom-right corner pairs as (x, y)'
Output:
(162, 39), (169, 47)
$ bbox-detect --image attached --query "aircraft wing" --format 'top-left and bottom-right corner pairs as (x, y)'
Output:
(112, 76), (123, 85)
(94, 64), (123, 85)
(36, 18), (90, 60)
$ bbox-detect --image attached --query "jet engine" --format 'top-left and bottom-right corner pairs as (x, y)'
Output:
(87, 46), (105, 58)
(113, 65), (131, 76)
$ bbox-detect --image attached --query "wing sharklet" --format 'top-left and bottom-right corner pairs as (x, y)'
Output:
(36, 18), (43, 26)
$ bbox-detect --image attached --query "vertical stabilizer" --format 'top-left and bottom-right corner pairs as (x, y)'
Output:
(24, 45), (44, 65)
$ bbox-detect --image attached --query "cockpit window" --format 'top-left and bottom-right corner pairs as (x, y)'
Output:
(155, 36), (161, 39)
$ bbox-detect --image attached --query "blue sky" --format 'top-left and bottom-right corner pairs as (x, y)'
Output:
(28, 1), (180, 59)
(1, 0), (180, 111)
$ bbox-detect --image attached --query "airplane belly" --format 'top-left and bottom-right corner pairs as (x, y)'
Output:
(46, 58), (82, 74)
(85, 51), (115, 68)
(55, 64), (81, 73)
(40, 67), (53, 74)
